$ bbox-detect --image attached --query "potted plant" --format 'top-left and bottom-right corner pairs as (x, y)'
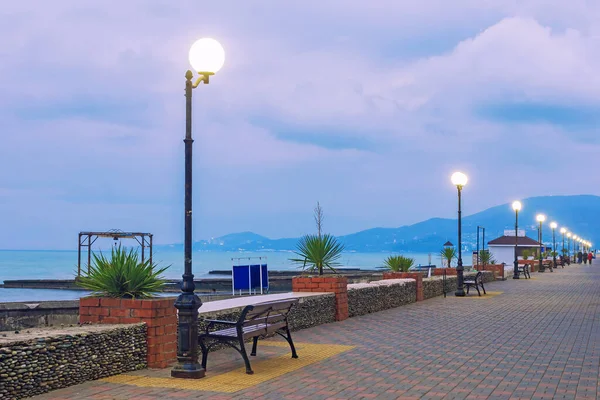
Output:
(440, 246), (457, 268)
(478, 250), (496, 265)
(77, 245), (176, 368)
(290, 202), (348, 321)
(381, 255), (415, 272)
(77, 245), (168, 298)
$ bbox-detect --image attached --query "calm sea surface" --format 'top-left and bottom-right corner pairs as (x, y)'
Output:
(0, 249), (438, 302)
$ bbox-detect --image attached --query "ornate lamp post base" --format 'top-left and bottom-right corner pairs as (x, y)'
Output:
(171, 292), (204, 379)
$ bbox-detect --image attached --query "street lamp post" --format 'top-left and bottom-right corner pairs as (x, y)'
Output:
(573, 235), (578, 263)
(512, 201), (522, 280)
(536, 214), (546, 272)
(550, 222), (558, 268)
(567, 233), (572, 264)
(171, 38), (225, 380)
(451, 172), (468, 297)
(560, 228), (567, 264)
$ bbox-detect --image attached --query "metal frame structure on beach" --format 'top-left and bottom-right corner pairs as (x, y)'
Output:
(77, 229), (153, 276)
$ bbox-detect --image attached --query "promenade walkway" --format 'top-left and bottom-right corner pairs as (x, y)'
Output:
(34, 265), (600, 399)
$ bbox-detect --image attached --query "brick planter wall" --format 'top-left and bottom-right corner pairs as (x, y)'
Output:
(79, 297), (177, 368)
(292, 277), (348, 321)
(382, 272), (423, 301)
(432, 268), (457, 276)
(474, 264), (505, 280)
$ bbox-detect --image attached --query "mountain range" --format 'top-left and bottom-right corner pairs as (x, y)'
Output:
(157, 195), (599, 253)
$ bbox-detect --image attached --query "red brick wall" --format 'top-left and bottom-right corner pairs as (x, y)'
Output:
(292, 276), (348, 321)
(382, 272), (423, 302)
(474, 264), (504, 280)
(432, 268), (457, 276)
(80, 297), (177, 368)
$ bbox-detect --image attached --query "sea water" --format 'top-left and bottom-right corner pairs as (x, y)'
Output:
(0, 249), (436, 302)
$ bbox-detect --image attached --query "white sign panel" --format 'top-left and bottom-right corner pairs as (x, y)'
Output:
(504, 229), (526, 237)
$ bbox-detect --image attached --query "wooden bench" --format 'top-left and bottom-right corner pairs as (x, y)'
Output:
(198, 298), (299, 374)
(542, 260), (553, 272)
(464, 271), (487, 296)
(517, 263), (531, 279)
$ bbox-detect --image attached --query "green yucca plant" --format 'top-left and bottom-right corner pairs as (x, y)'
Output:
(478, 250), (496, 265)
(76, 245), (169, 298)
(440, 247), (457, 268)
(382, 255), (415, 272)
(521, 249), (531, 260)
(290, 234), (345, 275)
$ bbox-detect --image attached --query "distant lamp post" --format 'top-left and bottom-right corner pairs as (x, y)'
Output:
(536, 214), (546, 272)
(573, 235), (578, 263)
(451, 172), (468, 297)
(567, 232), (572, 263)
(512, 201), (522, 279)
(560, 227), (567, 263)
(550, 222), (558, 268)
(171, 38), (225, 380)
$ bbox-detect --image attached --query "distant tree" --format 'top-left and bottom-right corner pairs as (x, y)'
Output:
(314, 201), (324, 239)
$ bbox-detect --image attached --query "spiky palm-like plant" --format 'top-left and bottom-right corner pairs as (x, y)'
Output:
(521, 249), (531, 260)
(479, 250), (496, 265)
(290, 234), (345, 275)
(382, 255), (415, 272)
(76, 245), (169, 298)
(440, 247), (457, 268)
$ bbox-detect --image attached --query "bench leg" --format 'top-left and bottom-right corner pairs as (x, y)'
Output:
(251, 336), (258, 357)
(277, 327), (298, 359)
(466, 285), (470, 295)
(199, 338), (209, 370)
(238, 339), (253, 374)
(285, 327), (298, 359)
(481, 283), (486, 295)
(475, 285), (481, 296)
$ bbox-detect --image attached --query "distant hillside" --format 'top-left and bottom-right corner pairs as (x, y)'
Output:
(157, 195), (599, 253)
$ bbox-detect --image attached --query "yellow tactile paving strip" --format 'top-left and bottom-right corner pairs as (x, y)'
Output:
(102, 342), (354, 393)
(461, 290), (503, 298)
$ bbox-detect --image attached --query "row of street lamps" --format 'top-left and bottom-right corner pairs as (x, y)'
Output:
(176, 38), (595, 376)
(451, 172), (594, 296)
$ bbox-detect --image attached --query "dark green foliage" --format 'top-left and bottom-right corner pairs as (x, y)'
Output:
(290, 234), (345, 276)
(382, 255), (415, 272)
(76, 245), (168, 298)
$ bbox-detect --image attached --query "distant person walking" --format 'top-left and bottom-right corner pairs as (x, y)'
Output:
(583, 252), (588, 264)
(588, 252), (593, 265)
(578, 251), (583, 264)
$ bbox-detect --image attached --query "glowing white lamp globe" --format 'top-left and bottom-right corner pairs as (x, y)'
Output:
(560, 227), (567, 234)
(536, 214), (546, 223)
(512, 201), (522, 212)
(550, 222), (558, 230)
(451, 172), (468, 187)
(189, 38), (225, 74)
(567, 233), (572, 238)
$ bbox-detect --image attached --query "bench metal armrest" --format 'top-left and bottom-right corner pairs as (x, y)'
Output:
(204, 319), (238, 333)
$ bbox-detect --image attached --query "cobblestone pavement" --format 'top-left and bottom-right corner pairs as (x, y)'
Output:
(32, 265), (600, 400)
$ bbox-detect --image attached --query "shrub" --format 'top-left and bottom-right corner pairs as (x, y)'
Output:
(382, 255), (415, 272)
(440, 247), (457, 268)
(290, 234), (345, 276)
(76, 245), (168, 298)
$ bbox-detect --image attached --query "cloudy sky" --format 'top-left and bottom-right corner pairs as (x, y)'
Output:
(0, 0), (598, 249)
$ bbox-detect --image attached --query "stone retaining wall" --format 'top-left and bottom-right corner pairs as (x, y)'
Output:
(0, 301), (79, 332)
(0, 324), (146, 400)
(197, 293), (336, 353)
(198, 293), (336, 334)
(422, 271), (495, 299)
(348, 279), (415, 317)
